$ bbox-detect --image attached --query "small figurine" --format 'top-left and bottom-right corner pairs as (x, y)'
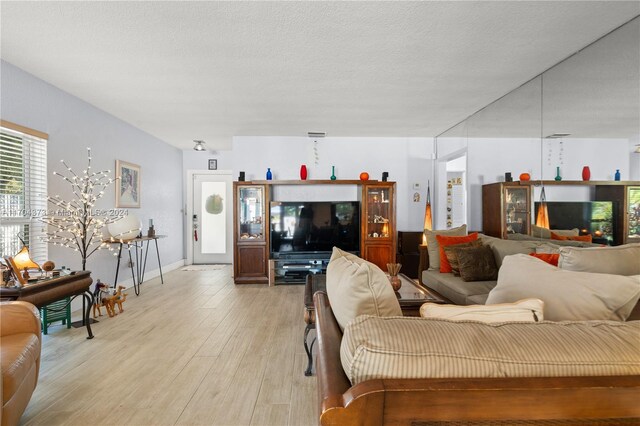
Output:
(92, 280), (112, 318)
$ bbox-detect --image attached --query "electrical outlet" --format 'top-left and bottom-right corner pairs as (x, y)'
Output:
(412, 182), (421, 190)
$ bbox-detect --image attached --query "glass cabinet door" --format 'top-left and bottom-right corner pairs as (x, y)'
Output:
(365, 186), (391, 240)
(504, 186), (530, 235)
(628, 186), (640, 241)
(238, 186), (264, 240)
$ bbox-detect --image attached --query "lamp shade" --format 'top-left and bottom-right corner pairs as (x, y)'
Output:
(107, 214), (142, 240)
(13, 246), (40, 270)
(422, 183), (433, 244)
(535, 187), (550, 229)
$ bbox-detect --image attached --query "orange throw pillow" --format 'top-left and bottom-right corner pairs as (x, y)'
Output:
(529, 252), (560, 267)
(550, 232), (593, 243)
(436, 233), (479, 273)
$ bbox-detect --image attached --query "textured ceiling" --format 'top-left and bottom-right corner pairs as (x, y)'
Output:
(1, 1), (639, 150)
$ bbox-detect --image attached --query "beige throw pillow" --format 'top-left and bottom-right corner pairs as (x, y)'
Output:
(424, 224), (467, 270)
(326, 247), (402, 330)
(487, 254), (640, 321)
(531, 224), (579, 239)
(478, 234), (541, 268)
(420, 299), (544, 323)
(558, 244), (640, 276)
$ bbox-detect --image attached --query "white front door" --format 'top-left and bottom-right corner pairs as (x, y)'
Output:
(192, 173), (233, 264)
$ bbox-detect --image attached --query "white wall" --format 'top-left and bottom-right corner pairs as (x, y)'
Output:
(1, 60), (184, 288)
(183, 137), (435, 232)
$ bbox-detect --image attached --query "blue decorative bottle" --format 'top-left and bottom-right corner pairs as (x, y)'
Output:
(614, 169), (621, 181)
(330, 166), (336, 180)
(266, 168), (272, 180)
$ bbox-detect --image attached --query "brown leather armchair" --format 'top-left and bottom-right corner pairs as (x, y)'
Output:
(1, 301), (42, 426)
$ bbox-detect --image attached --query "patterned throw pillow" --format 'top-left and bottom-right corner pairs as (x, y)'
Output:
(443, 240), (483, 276)
(456, 245), (499, 282)
(436, 233), (479, 273)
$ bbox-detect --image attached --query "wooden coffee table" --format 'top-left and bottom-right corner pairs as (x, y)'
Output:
(302, 273), (445, 375)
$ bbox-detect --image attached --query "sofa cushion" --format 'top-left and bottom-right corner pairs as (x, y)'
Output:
(487, 254), (640, 321)
(425, 225), (467, 271)
(422, 270), (495, 305)
(529, 252), (560, 266)
(456, 245), (499, 282)
(340, 315), (640, 385)
(478, 234), (542, 268)
(558, 244), (640, 276)
(436, 233), (478, 273)
(326, 247), (401, 330)
(507, 233), (600, 248)
(531, 224), (579, 239)
(420, 298), (544, 323)
(551, 232), (593, 243)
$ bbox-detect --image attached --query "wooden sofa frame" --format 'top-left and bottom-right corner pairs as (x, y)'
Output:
(314, 291), (640, 426)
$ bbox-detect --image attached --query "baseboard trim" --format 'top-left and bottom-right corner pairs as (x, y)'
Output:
(70, 259), (186, 315)
(114, 258), (186, 290)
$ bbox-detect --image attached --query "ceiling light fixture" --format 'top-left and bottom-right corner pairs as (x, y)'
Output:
(635, 144), (640, 154)
(193, 140), (206, 151)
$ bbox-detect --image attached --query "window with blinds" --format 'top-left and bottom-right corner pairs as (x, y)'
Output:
(0, 123), (48, 265)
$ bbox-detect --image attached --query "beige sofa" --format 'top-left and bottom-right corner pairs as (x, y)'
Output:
(1, 301), (42, 426)
(419, 235), (640, 320)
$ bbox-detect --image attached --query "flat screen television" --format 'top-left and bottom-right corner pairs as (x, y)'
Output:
(534, 201), (617, 245)
(270, 201), (360, 256)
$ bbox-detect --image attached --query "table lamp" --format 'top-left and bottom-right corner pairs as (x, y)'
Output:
(13, 242), (40, 281)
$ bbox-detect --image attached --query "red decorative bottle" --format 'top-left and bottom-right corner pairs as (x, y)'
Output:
(582, 166), (591, 181)
(300, 164), (308, 180)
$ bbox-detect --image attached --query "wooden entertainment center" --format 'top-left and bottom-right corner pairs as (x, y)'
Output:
(233, 180), (396, 284)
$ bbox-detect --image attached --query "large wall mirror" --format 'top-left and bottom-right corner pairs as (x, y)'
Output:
(434, 16), (640, 234)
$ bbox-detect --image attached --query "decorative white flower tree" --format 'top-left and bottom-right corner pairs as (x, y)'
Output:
(41, 148), (125, 271)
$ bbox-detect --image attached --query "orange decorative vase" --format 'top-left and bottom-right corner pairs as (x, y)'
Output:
(519, 173), (531, 181)
(582, 166), (591, 181)
(359, 172), (369, 181)
(300, 164), (307, 180)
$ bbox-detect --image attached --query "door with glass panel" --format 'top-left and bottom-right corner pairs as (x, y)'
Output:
(193, 173), (233, 264)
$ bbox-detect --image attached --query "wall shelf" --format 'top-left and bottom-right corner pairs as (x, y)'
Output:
(516, 180), (639, 186)
(250, 179), (386, 185)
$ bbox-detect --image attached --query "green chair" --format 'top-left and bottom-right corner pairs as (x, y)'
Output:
(40, 297), (71, 335)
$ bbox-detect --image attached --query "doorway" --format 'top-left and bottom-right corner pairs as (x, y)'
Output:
(190, 172), (233, 264)
(435, 152), (467, 229)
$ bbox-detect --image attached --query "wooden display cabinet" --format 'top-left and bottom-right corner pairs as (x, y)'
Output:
(361, 182), (397, 270)
(482, 182), (531, 239)
(595, 184), (640, 245)
(233, 183), (270, 284)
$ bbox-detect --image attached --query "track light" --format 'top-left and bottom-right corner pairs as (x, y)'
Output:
(193, 140), (206, 151)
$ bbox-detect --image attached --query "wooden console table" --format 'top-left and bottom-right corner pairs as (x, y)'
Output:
(0, 271), (94, 339)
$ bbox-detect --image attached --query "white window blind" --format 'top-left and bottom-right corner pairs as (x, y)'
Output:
(0, 124), (48, 264)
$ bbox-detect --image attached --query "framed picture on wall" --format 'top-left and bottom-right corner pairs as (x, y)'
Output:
(116, 160), (141, 208)
(208, 159), (217, 170)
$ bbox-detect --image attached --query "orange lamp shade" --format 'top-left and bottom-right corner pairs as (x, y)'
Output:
(535, 202), (550, 229)
(359, 172), (369, 181)
(13, 246), (40, 271)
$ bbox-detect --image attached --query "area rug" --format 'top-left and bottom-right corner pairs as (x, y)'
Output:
(181, 264), (228, 271)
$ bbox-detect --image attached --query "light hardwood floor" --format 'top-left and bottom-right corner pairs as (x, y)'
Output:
(21, 266), (318, 426)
